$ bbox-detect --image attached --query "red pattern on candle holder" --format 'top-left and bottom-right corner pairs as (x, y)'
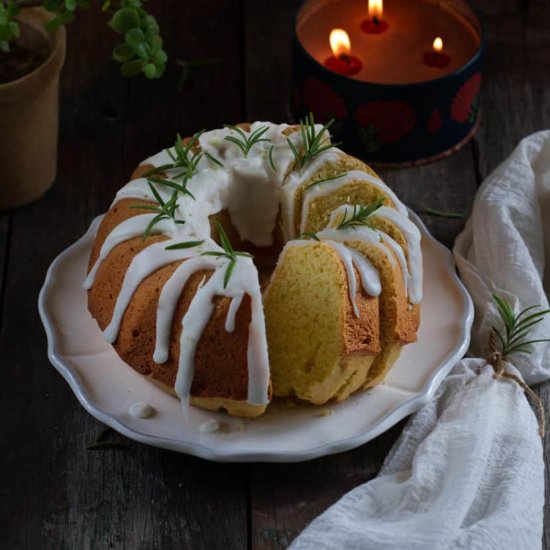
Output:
(427, 109), (443, 134)
(299, 77), (349, 123)
(451, 73), (481, 124)
(355, 101), (417, 151)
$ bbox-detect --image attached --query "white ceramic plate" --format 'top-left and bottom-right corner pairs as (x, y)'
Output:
(39, 212), (473, 462)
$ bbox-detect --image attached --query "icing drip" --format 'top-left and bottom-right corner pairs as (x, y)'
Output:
(225, 294), (244, 333)
(280, 238), (382, 319)
(153, 255), (218, 364)
(325, 205), (422, 304)
(379, 233), (411, 299)
(373, 206), (423, 304)
(280, 148), (343, 239)
(323, 240), (360, 317)
(174, 256), (270, 416)
(103, 239), (200, 344)
(300, 169), (408, 235)
(84, 214), (176, 290)
(348, 248), (382, 297)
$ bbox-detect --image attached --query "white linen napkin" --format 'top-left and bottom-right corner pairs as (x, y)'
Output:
(289, 131), (550, 550)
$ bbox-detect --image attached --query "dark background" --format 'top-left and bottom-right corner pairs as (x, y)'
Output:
(1, 0), (550, 548)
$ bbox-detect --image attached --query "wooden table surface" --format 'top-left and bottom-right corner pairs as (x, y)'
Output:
(2, 0), (550, 548)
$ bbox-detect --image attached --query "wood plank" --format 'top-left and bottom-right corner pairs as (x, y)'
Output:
(471, 1), (550, 548)
(0, 213), (10, 333)
(243, 0), (302, 121)
(0, 2), (248, 549)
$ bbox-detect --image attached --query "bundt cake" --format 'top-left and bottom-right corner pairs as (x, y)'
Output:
(85, 117), (422, 418)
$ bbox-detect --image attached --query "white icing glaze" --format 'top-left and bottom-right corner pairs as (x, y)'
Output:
(128, 402), (156, 418)
(379, 232), (411, 299)
(372, 206), (423, 304)
(103, 239), (198, 343)
(323, 240), (360, 317)
(323, 205), (421, 304)
(300, 169), (408, 235)
(225, 294), (244, 333)
(280, 148), (343, 239)
(84, 214), (176, 290)
(153, 255), (218, 364)
(175, 255), (269, 415)
(88, 121), (420, 415)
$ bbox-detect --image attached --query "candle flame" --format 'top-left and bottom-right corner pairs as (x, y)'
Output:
(329, 29), (351, 58)
(433, 37), (443, 53)
(369, 0), (383, 19)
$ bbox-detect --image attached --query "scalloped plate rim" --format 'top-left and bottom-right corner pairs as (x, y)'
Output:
(38, 211), (473, 463)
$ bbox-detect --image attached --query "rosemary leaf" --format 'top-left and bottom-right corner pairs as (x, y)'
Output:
(491, 293), (550, 358)
(300, 232), (320, 241)
(337, 200), (384, 230)
(423, 206), (465, 219)
(165, 240), (205, 250)
(268, 145), (276, 171)
(204, 151), (224, 168)
(224, 258), (236, 288)
(306, 172), (347, 190)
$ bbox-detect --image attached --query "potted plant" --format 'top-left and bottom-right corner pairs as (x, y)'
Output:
(0, 0), (167, 210)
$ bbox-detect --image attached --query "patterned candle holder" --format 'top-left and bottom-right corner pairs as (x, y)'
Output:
(291, 0), (486, 166)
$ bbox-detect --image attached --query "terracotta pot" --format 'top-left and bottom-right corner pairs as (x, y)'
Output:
(0, 8), (66, 210)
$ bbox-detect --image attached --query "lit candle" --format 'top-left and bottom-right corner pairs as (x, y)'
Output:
(324, 29), (362, 76)
(361, 0), (389, 34)
(423, 37), (451, 68)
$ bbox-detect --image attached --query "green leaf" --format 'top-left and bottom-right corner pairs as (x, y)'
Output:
(112, 43), (135, 63)
(125, 28), (146, 48)
(143, 62), (157, 78)
(223, 259), (236, 289)
(121, 59), (144, 77)
(109, 7), (140, 34)
(423, 206), (464, 219)
(136, 42), (152, 60)
(216, 222), (234, 255)
(153, 49), (167, 64)
(300, 232), (320, 241)
(165, 240), (205, 250)
(65, 0), (77, 11)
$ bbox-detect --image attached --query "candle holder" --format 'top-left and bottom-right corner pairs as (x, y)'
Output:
(291, 0), (486, 166)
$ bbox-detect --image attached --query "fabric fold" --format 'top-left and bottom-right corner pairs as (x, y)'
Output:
(290, 131), (550, 550)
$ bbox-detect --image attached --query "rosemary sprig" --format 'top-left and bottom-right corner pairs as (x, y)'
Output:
(492, 294), (550, 357)
(306, 172), (347, 190)
(144, 131), (204, 183)
(165, 240), (205, 250)
(147, 176), (195, 200)
(300, 232), (320, 241)
(336, 200), (384, 230)
(423, 206), (465, 219)
(130, 182), (185, 240)
(87, 426), (131, 451)
(224, 125), (271, 157)
(268, 145), (276, 171)
(200, 222), (252, 288)
(288, 113), (339, 172)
